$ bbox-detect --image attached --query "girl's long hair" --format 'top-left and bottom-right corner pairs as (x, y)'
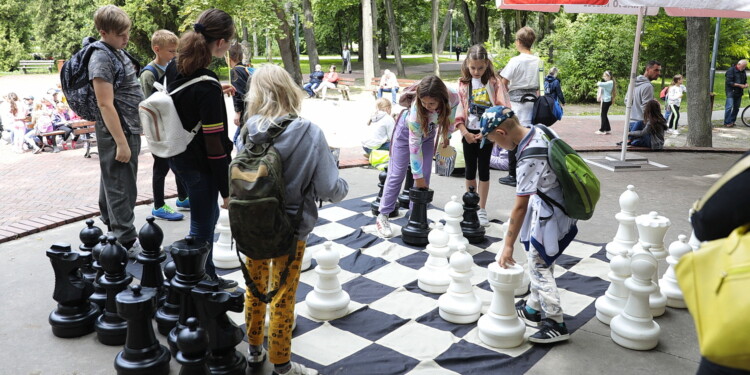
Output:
(7, 93), (18, 116)
(459, 44), (496, 85)
(177, 8), (234, 76)
(643, 99), (667, 135)
(671, 74), (682, 87)
(415, 75), (451, 142)
(245, 64), (303, 132)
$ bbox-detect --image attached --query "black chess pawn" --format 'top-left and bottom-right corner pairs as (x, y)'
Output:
(398, 167), (414, 209)
(168, 236), (210, 356)
(461, 186), (486, 244)
(89, 235), (108, 310)
(176, 317), (211, 375)
(47, 243), (101, 338)
(114, 285), (171, 375)
(137, 216), (167, 305)
(401, 187), (434, 247)
(156, 261), (180, 336)
(371, 169), (399, 218)
(78, 219), (103, 284)
(95, 236), (133, 346)
(192, 281), (247, 374)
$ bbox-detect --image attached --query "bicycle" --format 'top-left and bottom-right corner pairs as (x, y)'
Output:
(740, 92), (750, 127)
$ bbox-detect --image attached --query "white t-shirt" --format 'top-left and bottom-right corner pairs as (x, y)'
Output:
(667, 84), (687, 106)
(500, 53), (541, 92)
(467, 78), (491, 130)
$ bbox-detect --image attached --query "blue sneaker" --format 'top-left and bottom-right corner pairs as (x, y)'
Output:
(152, 205), (184, 221)
(176, 198), (190, 211)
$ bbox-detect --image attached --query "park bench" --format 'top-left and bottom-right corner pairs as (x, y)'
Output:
(369, 77), (418, 99)
(327, 77), (355, 100)
(18, 60), (56, 74)
(39, 120), (97, 157)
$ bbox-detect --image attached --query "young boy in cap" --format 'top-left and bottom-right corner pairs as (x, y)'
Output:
(480, 105), (578, 344)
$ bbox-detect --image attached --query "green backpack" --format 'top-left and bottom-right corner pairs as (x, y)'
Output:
(228, 118), (305, 303)
(518, 125), (600, 220)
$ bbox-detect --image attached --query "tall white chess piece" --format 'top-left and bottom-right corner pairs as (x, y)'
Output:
(438, 245), (482, 324)
(595, 245), (631, 325)
(606, 185), (639, 260)
(659, 235), (692, 308)
(418, 223), (451, 294)
(632, 212), (670, 317)
(305, 241), (351, 320)
(477, 262), (526, 348)
(610, 244), (660, 351)
(213, 208), (243, 269)
(444, 196), (469, 256)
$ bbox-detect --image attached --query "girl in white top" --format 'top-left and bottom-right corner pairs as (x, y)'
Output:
(362, 98), (395, 155)
(0, 93), (27, 153)
(666, 74), (686, 134)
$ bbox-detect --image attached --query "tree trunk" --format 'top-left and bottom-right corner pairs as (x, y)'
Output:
(357, 4), (363, 63)
(686, 17), (712, 147)
(241, 25), (251, 64)
(253, 30), (259, 58)
(265, 29), (272, 61)
(502, 13), (511, 47)
(380, 27), (388, 59)
(363, 0), (374, 87)
(460, 0), (475, 45)
(432, 0), (440, 76)
(301, 0), (319, 72)
(273, 5), (303, 84)
(383, 0), (405, 77)
(473, 0), (489, 45)
(437, 0), (456, 55)
(372, 0), (380, 75)
(515, 10), (522, 31)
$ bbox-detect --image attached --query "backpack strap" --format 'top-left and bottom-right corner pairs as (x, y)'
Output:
(166, 75), (220, 96)
(538, 61), (545, 97)
(140, 64), (161, 80)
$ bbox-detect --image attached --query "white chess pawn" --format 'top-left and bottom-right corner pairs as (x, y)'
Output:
(213, 208), (243, 269)
(418, 223), (451, 294)
(305, 241), (351, 320)
(497, 221), (530, 297)
(438, 245), (482, 324)
(687, 208), (701, 251)
(595, 246), (631, 325)
(606, 185), (639, 260)
(444, 196), (469, 256)
(659, 235), (692, 308)
(477, 262), (526, 348)
(301, 246), (316, 272)
(610, 244), (661, 351)
(632, 211), (670, 317)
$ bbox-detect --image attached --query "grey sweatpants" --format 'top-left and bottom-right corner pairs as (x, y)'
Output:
(95, 125), (141, 244)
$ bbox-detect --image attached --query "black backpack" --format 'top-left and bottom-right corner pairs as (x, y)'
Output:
(60, 37), (141, 129)
(532, 95), (559, 127)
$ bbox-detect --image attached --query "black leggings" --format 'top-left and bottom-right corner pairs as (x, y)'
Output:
(668, 104), (680, 130)
(152, 154), (188, 208)
(462, 129), (492, 181)
(600, 101), (612, 132)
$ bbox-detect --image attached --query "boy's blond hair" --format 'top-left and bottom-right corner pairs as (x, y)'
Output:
(245, 64), (303, 132)
(375, 98), (392, 114)
(94, 5), (131, 34)
(516, 26), (536, 49)
(151, 30), (178, 48)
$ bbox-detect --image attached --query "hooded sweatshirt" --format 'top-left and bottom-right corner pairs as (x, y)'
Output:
(362, 111), (395, 149)
(630, 75), (654, 122)
(245, 114), (349, 238)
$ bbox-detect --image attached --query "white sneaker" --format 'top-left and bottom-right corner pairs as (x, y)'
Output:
(376, 213), (393, 238)
(274, 362), (318, 375)
(247, 346), (266, 367)
(478, 208), (490, 227)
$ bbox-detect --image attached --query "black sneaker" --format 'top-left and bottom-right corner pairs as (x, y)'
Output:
(498, 175), (517, 187)
(529, 318), (570, 344)
(203, 274), (239, 291)
(516, 299), (542, 326)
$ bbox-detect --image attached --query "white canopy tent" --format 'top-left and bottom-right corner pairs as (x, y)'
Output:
(497, 0), (750, 164)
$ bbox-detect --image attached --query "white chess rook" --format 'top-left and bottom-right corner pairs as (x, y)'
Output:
(478, 263), (526, 348)
(610, 244), (661, 351)
(659, 235), (692, 308)
(305, 241), (351, 320)
(498, 222), (531, 297)
(438, 245), (482, 324)
(418, 223), (452, 294)
(595, 246), (631, 325)
(606, 185), (639, 260)
(632, 211), (670, 317)
(444, 196), (469, 256)
(213, 208), (242, 269)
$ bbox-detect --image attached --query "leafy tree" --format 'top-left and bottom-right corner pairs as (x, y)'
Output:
(640, 10), (687, 88)
(0, 0), (33, 71)
(34, 0), (97, 61)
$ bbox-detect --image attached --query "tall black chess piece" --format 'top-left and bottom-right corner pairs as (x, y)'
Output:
(192, 281), (247, 375)
(371, 168), (399, 217)
(168, 236), (210, 356)
(90, 235), (108, 310)
(398, 167), (414, 209)
(401, 187), (434, 247)
(114, 285), (171, 375)
(137, 216), (166, 306)
(461, 186), (486, 244)
(96, 236), (133, 346)
(156, 261), (180, 336)
(47, 243), (101, 338)
(78, 219), (103, 284)
(176, 317), (211, 375)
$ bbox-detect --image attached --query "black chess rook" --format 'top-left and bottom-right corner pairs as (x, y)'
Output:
(401, 187), (434, 247)
(168, 236), (210, 356)
(192, 281), (247, 375)
(95, 236), (133, 346)
(461, 186), (486, 244)
(47, 242), (101, 338)
(114, 285), (171, 375)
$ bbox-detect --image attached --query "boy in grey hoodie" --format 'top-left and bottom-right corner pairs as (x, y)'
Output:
(629, 60), (661, 133)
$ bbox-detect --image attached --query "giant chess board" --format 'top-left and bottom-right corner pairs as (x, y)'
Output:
(127, 195), (613, 374)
